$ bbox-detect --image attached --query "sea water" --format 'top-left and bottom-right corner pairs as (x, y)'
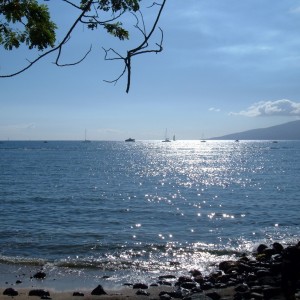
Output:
(0, 140), (299, 290)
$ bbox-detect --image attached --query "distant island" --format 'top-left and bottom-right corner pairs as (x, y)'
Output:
(210, 120), (300, 140)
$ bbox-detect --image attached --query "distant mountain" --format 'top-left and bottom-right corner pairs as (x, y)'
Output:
(211, 120), (300, 140)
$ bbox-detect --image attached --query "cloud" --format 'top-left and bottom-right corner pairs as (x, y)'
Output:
(230, 99), (300, 117)
(209, 107), (221, 112)
(0, 123), (36, 130)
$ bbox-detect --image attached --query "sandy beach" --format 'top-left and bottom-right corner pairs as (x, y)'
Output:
(0, 285), (239, 300)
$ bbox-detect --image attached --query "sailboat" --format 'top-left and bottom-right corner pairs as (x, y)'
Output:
(162, 129), (171, 142)
(83, 129), (91, 143)
(173, 134), (176, 141)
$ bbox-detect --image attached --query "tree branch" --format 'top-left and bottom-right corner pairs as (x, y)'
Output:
(103, 0), (166, 93)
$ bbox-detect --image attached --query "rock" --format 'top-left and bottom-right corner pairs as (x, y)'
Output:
(256, 244), (268, 254)
(159, 293), (172, 300)
(219, 261), (238, 273)
(33, 271), (46, 279)
(91, 285), (107, 295)
(177, 276), (193, 283)
(157, 280), (172, 286)
(3, 288), (18, 296)
(136, 289), (150, 296)
(250, 292), (264, 299)
(206, 291), (221, 300)
(73, 292), (84, 296)
(262, 286), (282, 299)
(189, 269), (202, 277)
(28, 289), (50, 297)
(133, 283), (148, 289)
(159, 274), (176, 279)
(180, 282), (197, 290)
(16, 280), (22, 284)
(234, 284), (249, 293)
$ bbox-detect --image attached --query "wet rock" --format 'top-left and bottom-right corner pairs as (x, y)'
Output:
(206, 291), (221, 300)
(256, 244), (268, 254)
(250, 292), (263, 299)
(33, 271), (46, 279)
(219, 260), (238, 274)
(73, 292), (84, 296)
(28, 289), (50, 297)
(159, 274), (176, 280)
(3, 288), (18, 296)
(180, 282), (197, 290)
(159, 293), (172, 300)
(262, 286), (282, 299)
(136, 289), (150, 296)
(133, 283), (148, 289)
(234, 283), (249, 293)
(189, 269), (202, 277)
(91, 284), (107, 295)
(158, 280), (172, 286)
(16, 279), (22, 284)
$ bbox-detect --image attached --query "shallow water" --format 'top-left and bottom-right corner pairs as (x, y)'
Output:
(0, 140), (299, 287)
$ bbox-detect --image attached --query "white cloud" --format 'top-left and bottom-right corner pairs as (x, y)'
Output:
(0, 123), (36, 130)
(230, 99), (300, 117)
(209, 107), (221, 112)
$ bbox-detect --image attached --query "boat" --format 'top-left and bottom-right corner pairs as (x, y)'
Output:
(125, 138), (135, 142)
(162, 129), (171, 142)
(173, 134), (176, 141)
(83, 129), (91, 143)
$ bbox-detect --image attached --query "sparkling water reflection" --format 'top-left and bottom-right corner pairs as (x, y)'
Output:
(0, 140), (299, 284)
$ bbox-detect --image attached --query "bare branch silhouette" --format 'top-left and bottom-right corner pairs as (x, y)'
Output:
(103, 0), (166, 93)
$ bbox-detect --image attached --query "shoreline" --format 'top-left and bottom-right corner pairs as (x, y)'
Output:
(1, 242), (300, 300)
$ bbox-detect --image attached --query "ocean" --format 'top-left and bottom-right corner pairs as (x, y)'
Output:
(0, 140), (299, 291)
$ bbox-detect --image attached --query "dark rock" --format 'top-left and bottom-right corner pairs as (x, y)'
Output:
(219, 261), (238, 274)
(177, 276), (193, 283)
(33, 271), (46, 279)
(159, 274), (176, 279)
(150, 283), (159, 286)
(201, 282), (214, 290)
(91, 285), (107, 295)
(256, 244), (268, 254)
(158, 280), (172, 286)
(189, 269), (202, 277)
(250, 292), (263, 299)
(234, 284), (249, 293)
(159, 293), (172, 300)
(28, 289), (50, 297)
(262, 286), (282, 299)
(136, 289), (150, 296)
(193, 275), (204, 284)
(206, 291), (221, 300)
(73, 292), (84, 296)
(168, 290), (185, 298)
(133, 283), (148, 289)
(123, 283), (133, 286)
(16, 280), (22, 284)
(180, 282), (197, 290)
(272, 242), (284, 253)
(3, 288), (18, 296)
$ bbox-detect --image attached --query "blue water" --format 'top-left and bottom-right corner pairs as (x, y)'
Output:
(0, 140), (299, 287)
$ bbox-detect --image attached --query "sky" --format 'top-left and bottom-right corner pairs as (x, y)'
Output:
(1, 0), (300, 141)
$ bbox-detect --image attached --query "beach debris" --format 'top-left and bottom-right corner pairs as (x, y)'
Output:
(28, 289), (50, 297)
(91, 284), (107, 295)
(3, 288), (18, 296)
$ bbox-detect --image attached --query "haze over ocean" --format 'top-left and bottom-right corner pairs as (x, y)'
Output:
(0, 140), (299, 290)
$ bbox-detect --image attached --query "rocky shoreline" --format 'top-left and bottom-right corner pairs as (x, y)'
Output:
(2, 242), (300, 300)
